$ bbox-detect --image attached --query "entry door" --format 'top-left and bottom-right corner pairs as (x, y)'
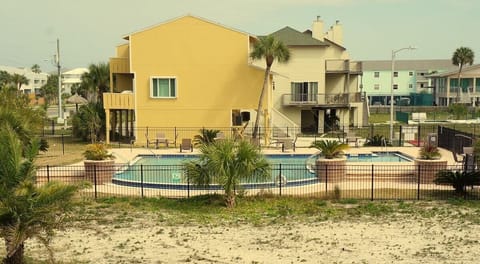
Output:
(301, 110), (319, 134)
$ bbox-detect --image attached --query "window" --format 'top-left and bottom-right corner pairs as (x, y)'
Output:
(409, 72), (413, 76)
(420, 83), (424, 88)
(291, 82), (318, 102)
(393, 71), (398, 77)
(151, 77), (176, 98)
(374, 72), (380, 78)
(374, 84), (380, 90)
(409, 84), (413, 88)
(34, 79), (40, 84)
(393, 84), (398, 90)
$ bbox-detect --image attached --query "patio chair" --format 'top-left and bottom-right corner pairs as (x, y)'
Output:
(281, 137), (296, 152)
(180, 138), (193, 152)
(345, 132), (360, 147)
(155, 132), (169, 148)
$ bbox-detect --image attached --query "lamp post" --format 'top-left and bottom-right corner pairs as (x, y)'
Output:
(389, 46), (416, 143)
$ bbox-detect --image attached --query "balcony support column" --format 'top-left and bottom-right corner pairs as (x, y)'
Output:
(105, 109), (110, 145)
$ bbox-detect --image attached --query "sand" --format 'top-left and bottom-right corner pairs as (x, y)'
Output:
(14, 212), (480, 264)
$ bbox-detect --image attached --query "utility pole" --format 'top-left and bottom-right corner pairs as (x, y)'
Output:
(56, 38), (63, 124)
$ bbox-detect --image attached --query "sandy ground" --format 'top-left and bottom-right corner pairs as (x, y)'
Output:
(13, 213), (480, 264)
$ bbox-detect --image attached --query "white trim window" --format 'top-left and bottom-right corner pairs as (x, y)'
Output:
(151, 77), (177, 98)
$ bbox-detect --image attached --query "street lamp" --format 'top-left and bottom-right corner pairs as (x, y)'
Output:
(390, 46), (416, 143)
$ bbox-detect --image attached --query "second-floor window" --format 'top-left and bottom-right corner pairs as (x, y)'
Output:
(374, 72), (380, 78)
(374, 84), (380, 90)
(291, 82), (318, 102)
(151, 77), (176, 98)
(393, 72), (398, 77)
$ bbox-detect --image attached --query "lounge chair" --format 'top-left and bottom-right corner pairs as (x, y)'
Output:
(345, 132), (360, 147)
(180, 138), (193, 152)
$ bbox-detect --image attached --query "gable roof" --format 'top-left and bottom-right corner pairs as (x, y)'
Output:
(123, 14), (256, 41)
(266, 26), (329, 46)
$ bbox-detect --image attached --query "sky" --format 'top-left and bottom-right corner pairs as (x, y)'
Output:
(1, 0), (478, 72)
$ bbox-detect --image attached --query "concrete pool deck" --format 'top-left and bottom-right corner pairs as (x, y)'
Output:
(106, 145), (459, 166)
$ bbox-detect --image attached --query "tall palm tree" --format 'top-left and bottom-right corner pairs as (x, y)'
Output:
(452, 47), (474, 103)
(0, 70), (12, 88)
(250, 35), (290, 139)
(81, 63), (109, 104)
(184, 139), (270, 207)
(0, 126), (82, 264)
(10, 73), (29, 90)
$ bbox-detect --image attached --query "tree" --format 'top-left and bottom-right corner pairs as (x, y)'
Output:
(0, 70), (12, 88)
(39, 74), (59, 107)
(72, 102), (103, 143)
(250, 35), (290, 139)
(31, 64), (41, 73)
(10, 73), (29, 90)
(81, 63), (109, 104)
(0, 125), (82, 264)
(193, 129), (221, 146)
(184, 139), (270, 207)
(452, 47), (474, 103)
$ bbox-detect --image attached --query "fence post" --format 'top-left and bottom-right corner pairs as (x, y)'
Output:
(399, 126), (403, 147)
(140, 165), (144, 198)
(417, 164), (421, 200)
(371, 164), (374, 201)
(61, 134), (65, 155)
(187, 171), (190, 198)
(47, 165), (50, 183)
(325, 164), (328, 196)
(279, 164), (282, 197)
(94, 165), (97, 199)
(417, 125), (421, 147)
(51, 119), (55, 135)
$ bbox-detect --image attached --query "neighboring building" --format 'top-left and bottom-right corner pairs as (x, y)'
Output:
(62, 67), (88, 95)
(104, 15), (267, 144)
(0, 65), (49, 95)
(361, 60), (456, 106)
(254, 17), (366, 134)
(429, 64), (480, 106)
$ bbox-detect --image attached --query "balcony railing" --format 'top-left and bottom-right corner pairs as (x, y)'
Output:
(282, 92), (363, 106)
(109, 57), (130, 73)
(103, 92), (134, 110)
(325, 60), (362, 74)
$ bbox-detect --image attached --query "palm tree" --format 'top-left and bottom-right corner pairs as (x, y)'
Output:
(310, 140), (349, 159)
(10, 73), (29, 90)
(31, 64), (41, 73)
(0, 70), (12, 88)
(193, 129), (221, 146)
(250, 35), (290, 139)
(0, 124), (82, 264)
(434, 170), (480, 194)
(72, 102), (102, 143)
(452, 47), (474, 103)
(81, 63), (109, 104)
(184, 139), (270, 207)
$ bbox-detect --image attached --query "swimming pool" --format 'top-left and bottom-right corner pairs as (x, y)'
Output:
(112, 152), (412, 189)
(113, 154), (317, 189)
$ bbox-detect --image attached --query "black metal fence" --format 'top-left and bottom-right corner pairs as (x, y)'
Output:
(36, 163), (480, 201)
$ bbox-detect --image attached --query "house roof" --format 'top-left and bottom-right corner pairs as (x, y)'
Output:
(266, 27), (329, 46)
(362, 59), (456, 71)
(123, 14), (257, 41)
(428, 64), (480, 78)
(63, 67), (88, 75)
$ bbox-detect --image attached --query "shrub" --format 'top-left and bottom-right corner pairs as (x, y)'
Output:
(364, 134), (390, 146)
(418, 144), (441, 160)
(310, 140), (349, 159)
(434, 170), (480, 194)
(83, 143), (113, 160)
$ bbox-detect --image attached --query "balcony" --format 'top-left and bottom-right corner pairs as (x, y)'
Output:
(282, 92), (363, 107)
(110, 57), (130, 73)
(325, 60), (362, 74)
(103, 92), (134, 110)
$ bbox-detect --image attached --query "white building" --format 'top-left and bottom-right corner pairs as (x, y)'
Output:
(0, 65), (49, 95)
(62, 67), (88, 95)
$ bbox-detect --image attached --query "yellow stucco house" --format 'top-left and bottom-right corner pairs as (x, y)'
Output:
(104, 15), (269, 145)
(254, 17), (367, 135)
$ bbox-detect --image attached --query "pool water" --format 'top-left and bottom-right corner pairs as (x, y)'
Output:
(113, 152), (413, 188)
